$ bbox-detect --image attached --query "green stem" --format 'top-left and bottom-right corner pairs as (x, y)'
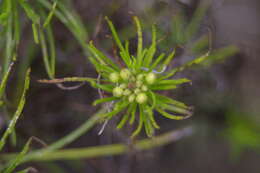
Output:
(44, 111), (104, 151)
(20, 108), (105, 162)
(2, 127), (193, 162)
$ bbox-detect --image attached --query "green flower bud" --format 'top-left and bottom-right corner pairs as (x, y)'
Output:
(134, 88), (141, 94)
(137, 74), (144, 80)
(123, 89), (131, 96)
(145, 72), (156, 84)
(136, 80), (143, 87)
(119, 83), (127, 89)
(109, 72), (120, 83)
(128, 94), (135, 102)
(136, 93), (147, 104)
(141, 85), (148, 91)
(113, 87), (123, 97)
(130, 76), (136, 81)
(120, 69), (131, 80)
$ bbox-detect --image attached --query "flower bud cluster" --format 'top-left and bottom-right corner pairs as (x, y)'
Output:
(110, 68), (156, 104)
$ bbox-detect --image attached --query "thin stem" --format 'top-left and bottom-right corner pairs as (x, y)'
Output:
(18, 108), (106, 162)
(2, 127), (193, 162)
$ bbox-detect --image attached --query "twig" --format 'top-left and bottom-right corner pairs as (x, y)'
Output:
(38, 77), (97, 90)
(2, 126), (193, 162)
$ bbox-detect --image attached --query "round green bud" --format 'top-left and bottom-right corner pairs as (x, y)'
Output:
(136, 93), (147, 104)
(109, 72), (120, 83)
(119, 83), (127, 89)
(120, 69), (131, 80)
(128, 94), (136, 102)
(136, 80), (143, 87)
(145, 72), (156, 84)
(113, 87), (123, 97)
(134, 88), (141, 94)
(141, 85), (148, 91)
(130, 76), (136, 81)
(123, 89), (131, 96)
(137, 74), (144, 80)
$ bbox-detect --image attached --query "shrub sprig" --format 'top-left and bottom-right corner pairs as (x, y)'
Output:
(39, 16), (219, 137)
(88, 16), (193, 137)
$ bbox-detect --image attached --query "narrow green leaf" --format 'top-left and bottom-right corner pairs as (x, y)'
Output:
(119, 51), (131, 67)
(38, 26), (53, 78)
(88, 42), (119, 70)
(91, 83), (114, 92)
(36, 0), (69, 25)
(155, 93), (189, 109)
(147, 91), (156, 109)
(161, 53), (209, 79)
(202, 46), (238, 66)
(0, 63), (13, 99)
(146, 108), (159, 129)
(129, 102), (137, 125)
(13, 0), (20, 44)
(156, 95), (192, 116)
(43, 1), (57, 28)
(88, 56), (115, 74)
(45, 24), (56, 75)
(160, 104), (192, 116)
(18, 0), (40, 24)
(116, 113), (130, 129)
(105, 16), (130, 66)
(105, 16), (124, 52)
(143, 25), (156, 67)
(150, 84), (177, 90)
(32, 23), (39, 44)
(156, 108), (186, 120)
(37, 0), (89, 56)
(160, 49), (175, 68)
(105, 102), (129, 119)
(133, 16), (143, 67)
(131, 108), (144, 138)
(143, 107), (154, 137)
(117, 103), (137, 129)
(3, 15), (14, 74)
(172, 13), (185, 45)
(4, 138), (32, 173)
(156, 78), (191, 86)
(93, 97), (117, 106)
(124, 40), (131, 65)
(0, 69), (30, 151)
(162, 46), (237, 80)
(191, 35), (209, 53)
(185, 2), (209, 41)
(150, 53), (165, 70)
(58, 1), (88, 42)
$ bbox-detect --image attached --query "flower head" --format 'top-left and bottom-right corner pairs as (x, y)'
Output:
(89, 16), (194, 137)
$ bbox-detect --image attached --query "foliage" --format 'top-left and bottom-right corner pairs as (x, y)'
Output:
(0, 69), (31, 172)
(0, 0), (240, 172)
(41, 16), (237, 138)
(87, 16), (195, 137)
(224, 110), (260, 158)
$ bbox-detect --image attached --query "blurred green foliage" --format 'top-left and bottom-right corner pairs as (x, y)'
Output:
(224, 110), (260, 158)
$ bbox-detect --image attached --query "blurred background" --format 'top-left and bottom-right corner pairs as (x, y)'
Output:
(1, 0), (260, 172)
